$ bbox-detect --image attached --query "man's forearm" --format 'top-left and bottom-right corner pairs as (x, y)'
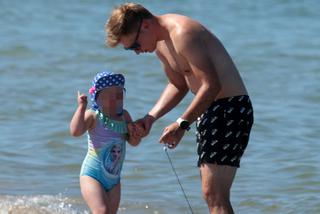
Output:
(149, 83), (188, 120)
(180, 83), (219, 124)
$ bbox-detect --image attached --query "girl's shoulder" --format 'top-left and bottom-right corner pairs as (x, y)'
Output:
(86, 108), (97, 115)
(85, 109), (98, 119)
(122, 109), (132, 123)
(85, 109), (97, 130)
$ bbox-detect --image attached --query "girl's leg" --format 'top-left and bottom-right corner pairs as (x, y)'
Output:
(80, 176), (109, 214)
(105, 183), (121, 214)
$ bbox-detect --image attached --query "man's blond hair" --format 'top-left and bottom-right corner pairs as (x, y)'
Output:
(105, 3), (153, 47)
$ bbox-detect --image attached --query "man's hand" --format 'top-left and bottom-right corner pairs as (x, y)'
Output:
(134, 114), (156, 137)
(159, 122), (185, 149)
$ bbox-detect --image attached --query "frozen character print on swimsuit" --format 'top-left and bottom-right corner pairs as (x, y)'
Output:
(102, 141), (125, 177)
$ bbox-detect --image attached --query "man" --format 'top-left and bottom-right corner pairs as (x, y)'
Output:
(106, 3), (254, 214)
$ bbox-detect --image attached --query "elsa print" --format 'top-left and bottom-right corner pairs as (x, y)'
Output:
(104, 143), (122, 176)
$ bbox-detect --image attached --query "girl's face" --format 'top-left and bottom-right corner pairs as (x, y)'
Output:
(96, 86), (124, 115)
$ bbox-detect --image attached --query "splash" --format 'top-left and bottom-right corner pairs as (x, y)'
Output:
(0, 194), (89, 214)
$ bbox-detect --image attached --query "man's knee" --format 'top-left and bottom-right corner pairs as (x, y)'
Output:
(202, 186), (229, 205)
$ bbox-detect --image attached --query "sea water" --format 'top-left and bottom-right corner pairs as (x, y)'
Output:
(0, 0), (319, 213)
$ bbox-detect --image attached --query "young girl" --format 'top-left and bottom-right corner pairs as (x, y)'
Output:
(70, 71), (141, 214)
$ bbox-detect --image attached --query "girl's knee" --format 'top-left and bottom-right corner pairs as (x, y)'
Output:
(92, 205), (108, 214)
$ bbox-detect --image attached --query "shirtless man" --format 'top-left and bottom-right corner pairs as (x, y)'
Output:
(106, 3), (254, 213)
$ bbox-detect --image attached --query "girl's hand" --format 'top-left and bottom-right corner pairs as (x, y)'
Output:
(77, 90), (88, 107)
(134, 114), (156, 137)
(127, 122), (144, 138)
(127, 123), (142, 146)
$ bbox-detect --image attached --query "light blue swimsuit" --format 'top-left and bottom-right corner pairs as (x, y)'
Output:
(80, 110), (128, 191)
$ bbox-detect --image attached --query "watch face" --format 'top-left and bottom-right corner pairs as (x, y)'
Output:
(180, 120), (190, 130)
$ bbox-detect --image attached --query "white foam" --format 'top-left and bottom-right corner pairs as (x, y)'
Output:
(0, 194), (88, 214)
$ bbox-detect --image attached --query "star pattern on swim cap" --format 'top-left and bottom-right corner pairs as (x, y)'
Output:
(89, 71), (125, 110)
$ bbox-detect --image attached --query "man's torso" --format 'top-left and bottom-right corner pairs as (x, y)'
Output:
(156, 14), (247, 99)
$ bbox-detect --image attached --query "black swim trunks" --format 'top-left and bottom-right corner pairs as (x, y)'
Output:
(196, 95), (254, 167)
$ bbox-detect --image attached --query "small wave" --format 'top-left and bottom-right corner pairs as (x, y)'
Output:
(0, 194), (88, 214)
(0, 45), (34, 58)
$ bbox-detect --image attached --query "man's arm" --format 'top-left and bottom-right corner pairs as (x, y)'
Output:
(135, 51), (188, 137)
(175, 29), (221, 124)
(158, 29), (221, 148)
(148, 51), (189, 120)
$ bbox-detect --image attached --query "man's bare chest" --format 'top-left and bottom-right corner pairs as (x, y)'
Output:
(159, 46), (190, 74)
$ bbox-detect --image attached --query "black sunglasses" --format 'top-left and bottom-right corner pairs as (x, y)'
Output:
(124, 19), (142, 51)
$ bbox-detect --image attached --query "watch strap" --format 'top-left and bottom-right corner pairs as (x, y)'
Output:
(176, 117), (190, 131)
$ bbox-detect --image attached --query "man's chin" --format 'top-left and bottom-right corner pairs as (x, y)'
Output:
(142, 51), (153, 54)
(148, 47), (157, 53)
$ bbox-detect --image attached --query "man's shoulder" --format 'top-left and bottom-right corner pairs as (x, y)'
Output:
(170, 25), (199, 53)
(170, 17), (202, 40)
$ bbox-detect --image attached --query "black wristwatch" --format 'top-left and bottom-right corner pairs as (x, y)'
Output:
(176, 118), (190, 131)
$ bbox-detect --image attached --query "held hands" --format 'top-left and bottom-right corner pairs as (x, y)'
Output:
(127, 114), (186, 149)
(127, 123), (144, 139)
(134, 114), (156, 137)
(159, 122), (185, 149)
(127, 114), (156, 142)
(77, 90), (88, 108)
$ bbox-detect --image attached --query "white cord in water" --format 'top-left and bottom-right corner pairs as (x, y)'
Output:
(163, 145), (194, 214)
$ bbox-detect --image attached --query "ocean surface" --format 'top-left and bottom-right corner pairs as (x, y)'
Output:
(1, 0), (319, 213)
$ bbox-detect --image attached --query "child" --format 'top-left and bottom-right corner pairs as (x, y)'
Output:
(70, 71), (141, 214)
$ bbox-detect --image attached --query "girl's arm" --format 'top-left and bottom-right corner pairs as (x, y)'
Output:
(123, 110), (141, 146)
(70, 92), (95, 137)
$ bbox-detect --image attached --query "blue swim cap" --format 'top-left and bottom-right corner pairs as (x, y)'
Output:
(89, 71), (125, 111)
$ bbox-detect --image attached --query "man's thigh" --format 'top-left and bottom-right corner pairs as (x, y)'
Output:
(200, 163), (237, 196)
